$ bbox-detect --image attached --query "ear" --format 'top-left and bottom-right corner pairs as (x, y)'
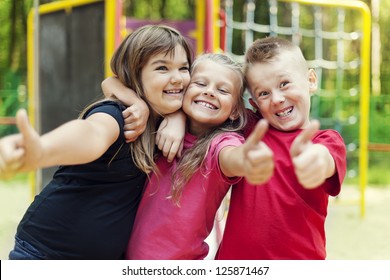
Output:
(229, 107), (239, 121)
(249, 98), (259, 111)
(308, 69), (318, 94)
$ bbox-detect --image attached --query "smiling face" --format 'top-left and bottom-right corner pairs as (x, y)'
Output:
(182, 59), (242, 136)
(141, 45), (191, 117)
(246, 49), (317, 131)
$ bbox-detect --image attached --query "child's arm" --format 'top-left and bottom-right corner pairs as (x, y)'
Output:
(219, 119), (274, 185)
(102, 76), (149, 143)
(290, 120), (336, 189)
(0, 109), (120, 175)
(156, 110), (186, 162)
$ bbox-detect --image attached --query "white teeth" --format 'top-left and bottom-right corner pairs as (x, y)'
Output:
(164, 90), (181, 94)
(276, 107), (292, 117)
(196, 101), (217, 110)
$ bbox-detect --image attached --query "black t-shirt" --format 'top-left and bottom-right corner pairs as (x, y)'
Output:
(16, 101), (147, 259)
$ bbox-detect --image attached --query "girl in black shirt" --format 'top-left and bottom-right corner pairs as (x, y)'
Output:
(0, 24), (192, 259)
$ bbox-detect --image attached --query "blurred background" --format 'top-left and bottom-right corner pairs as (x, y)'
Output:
(0, 0), (389, 259)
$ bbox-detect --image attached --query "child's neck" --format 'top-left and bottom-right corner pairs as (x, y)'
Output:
(188, 122), (212, 137)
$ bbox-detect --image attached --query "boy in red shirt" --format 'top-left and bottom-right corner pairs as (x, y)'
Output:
(215, 37), (347, 260)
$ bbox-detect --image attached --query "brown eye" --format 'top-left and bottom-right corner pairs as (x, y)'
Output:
(259, 91), (269, 97)
(280, 81), (289, 88)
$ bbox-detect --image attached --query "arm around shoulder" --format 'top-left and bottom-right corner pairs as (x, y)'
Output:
(156, 110), (186, 162)
(102, 76), (149, 143)
(102, 76), (138, 105)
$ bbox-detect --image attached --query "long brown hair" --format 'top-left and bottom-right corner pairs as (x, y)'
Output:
(82, 25), (193, 174)
(170, 53), (247, 204)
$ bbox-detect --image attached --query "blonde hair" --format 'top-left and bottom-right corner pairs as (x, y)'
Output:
(83, 25), (193, 174)
(170, 53), (247, 204)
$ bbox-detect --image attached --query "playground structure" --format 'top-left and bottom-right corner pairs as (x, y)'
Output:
(218, 0), (371, 217)
(21, 0), (371, 216)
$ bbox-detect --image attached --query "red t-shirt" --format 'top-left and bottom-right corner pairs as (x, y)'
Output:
(215, 113), (347, 260)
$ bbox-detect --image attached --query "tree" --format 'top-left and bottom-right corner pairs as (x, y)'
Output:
(0, 0), (33, 89)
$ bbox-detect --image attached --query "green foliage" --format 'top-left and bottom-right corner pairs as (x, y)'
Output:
(370, 96), (390, 143)
(0, 0), (11, 89)
(368, 151), (390, 186)
(124, 0), (195, 20)
(344, 150), (390, 187)
(379, 0), (390, 96)
(311, 92), (390, 186)
(0, 0), (32, 90)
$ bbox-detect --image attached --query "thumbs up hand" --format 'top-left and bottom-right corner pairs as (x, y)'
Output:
(240, 119), (274, 185)
(0, 109), (42, 179)
(15, 109), (44, 172)
(290, 120), (333, 189)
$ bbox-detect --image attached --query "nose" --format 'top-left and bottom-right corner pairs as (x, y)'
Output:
(170, 70), (183, 84)
(202, 85), (216, 97)
(271, 90), (285, 104)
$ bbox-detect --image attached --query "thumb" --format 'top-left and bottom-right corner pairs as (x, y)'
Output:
(290, 120), (320, 157)
(244, 119), (268, 149)
(16, 109), (34, 142)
